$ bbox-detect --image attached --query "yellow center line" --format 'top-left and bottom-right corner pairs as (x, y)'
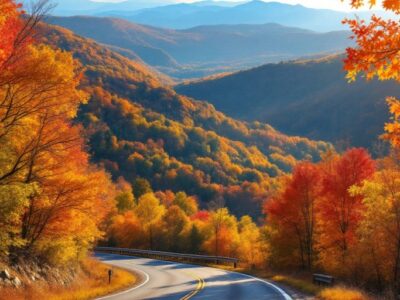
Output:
(180, 272), (205, 300)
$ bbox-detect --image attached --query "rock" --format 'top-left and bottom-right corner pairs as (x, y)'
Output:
(0, 269), (11, 280)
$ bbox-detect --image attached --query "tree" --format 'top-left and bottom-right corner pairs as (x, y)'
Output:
(265, 162), (321, 269)
(317, 148), (375, 276)
(173, 191), (198, 216)
(133, 178), (152, 199)
(237, 216), (266, 268)
(0, 0), (53, 73)
(343, 0), (400, 147)
(203, 208), (239, 257)
(188, 224), (203, 254)
(116, 191), (135, 213)
(350, 154), (400, 295)
(135, 193), (165, 250)
(109, 211), (144, 248)
(161, 205), (189, 252)
(0, 1), (115, 265)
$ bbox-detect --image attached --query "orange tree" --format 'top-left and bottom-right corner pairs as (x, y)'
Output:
(0, 1), (115, 265)
(343, 0), (400, 147)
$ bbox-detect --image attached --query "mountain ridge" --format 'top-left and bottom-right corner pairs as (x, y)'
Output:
(176, 55), (400, 150)
(46, 15), (353, 79)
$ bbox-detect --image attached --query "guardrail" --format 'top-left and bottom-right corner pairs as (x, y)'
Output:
(313, 273), (334, 286)
(95, 247), (239, 268)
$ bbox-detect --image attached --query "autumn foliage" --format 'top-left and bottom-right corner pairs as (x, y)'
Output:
(107, 187), (268, 267)
(0, 0), (115, 266)
(343, 0), (400, 149)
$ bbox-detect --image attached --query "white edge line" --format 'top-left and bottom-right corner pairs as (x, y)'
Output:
(95, 257), (150, 300)
(95, 253), (291, 300)
(227, 270), (293, 300)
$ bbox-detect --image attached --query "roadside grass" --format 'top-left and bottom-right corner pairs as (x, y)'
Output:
(205, 262), (374, 299)
(270, 274), (321, 295)
(319, 286), (371, 300)
(0, 258), (137, 300)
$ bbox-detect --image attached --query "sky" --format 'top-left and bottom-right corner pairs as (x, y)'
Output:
(92, 0), (381, 11)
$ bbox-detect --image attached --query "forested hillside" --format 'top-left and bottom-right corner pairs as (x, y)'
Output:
(39, 24), (330, 218)
(46, 16), (352, 78)
(177, 55), (400, 149)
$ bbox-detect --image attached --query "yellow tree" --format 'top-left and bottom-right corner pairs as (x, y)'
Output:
(161, 205), (190, 252)
(237, 216), (266, 268)
(135, 193), (165, 250)
(351, 155), (400, 295)
(203, 208), (239, 257)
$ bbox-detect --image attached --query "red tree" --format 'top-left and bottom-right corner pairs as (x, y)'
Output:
(317, 148), (375, 274)
(266, 162), (322, 269)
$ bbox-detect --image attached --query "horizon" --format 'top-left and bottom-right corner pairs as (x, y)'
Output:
(89, 0), (381, 11)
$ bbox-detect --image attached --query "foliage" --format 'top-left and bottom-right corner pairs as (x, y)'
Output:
(0, 1), (115, 266)
(38, 23), (331, 219)
(106, 189), (266, 267)
(265, 162), (322, 270)
(343, 0), (400, 149)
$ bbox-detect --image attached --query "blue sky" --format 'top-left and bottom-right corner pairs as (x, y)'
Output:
(92, 0), (380, 11)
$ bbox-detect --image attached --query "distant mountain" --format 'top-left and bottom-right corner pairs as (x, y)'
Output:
(46, 0), (176, 16)
(176, 55), (400, 150)
(39, 23), (330, 217)
(106, 0), (375, 32)
(46, 16), (353, 79)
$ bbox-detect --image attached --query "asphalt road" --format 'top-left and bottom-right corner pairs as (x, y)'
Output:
(95, 252), (292, 300)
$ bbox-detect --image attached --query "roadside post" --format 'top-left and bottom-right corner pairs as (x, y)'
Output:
(108, 268), (113, 284)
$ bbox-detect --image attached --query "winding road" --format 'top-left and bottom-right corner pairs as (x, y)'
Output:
(95, 252), (292, 300)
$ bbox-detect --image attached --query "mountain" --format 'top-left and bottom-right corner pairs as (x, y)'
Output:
(176, 55), (400, 150)
(39, 23), (330, 218)
(105, 0), (375, 32)
(46, 0), (176, 16)
(46, 16), (353, 79)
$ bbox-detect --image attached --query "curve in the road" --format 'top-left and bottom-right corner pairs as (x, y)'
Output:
(97, 267), (150, 300)
(95, 252), (292, 300)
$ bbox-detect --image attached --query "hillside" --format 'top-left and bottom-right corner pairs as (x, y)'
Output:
(176, 55), (400, 150)
(39, 23), (330, 218)
(46, 16), (352, 79)
(108, 0), (376, 32)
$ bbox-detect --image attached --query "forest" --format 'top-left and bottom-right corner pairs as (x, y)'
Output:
(1, 0), (400, 298)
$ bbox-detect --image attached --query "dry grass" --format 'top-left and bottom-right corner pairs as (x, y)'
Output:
(318, 286), (370, 300)
(271, 274), (321, 295)
(0, 258), (136, 300)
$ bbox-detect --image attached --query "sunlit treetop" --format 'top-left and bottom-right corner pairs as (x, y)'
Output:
(346, 0), (400, 12)
(343, 0), (400, 148)
(0, 0), (24, 68)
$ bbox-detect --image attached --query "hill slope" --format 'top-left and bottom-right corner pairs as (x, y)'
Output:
(176, 56), (400, 150)
(46, 16), (352, 79)
(39, 23), (330, 218)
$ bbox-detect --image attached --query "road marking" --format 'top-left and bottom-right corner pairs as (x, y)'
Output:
(226, 270), (292, 300)
(96, 266), (150, 300)
(180, 272), (205, 300)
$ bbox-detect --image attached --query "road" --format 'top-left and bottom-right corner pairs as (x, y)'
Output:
(95, 252), (292, 300)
